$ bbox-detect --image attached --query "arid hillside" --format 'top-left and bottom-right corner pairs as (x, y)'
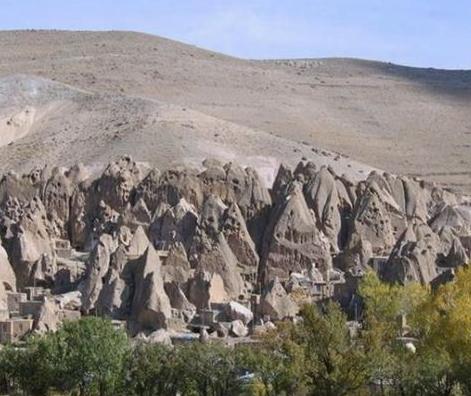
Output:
(0, 30), (470, 191)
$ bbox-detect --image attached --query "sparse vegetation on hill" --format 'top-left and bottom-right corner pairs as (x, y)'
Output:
(0, 30), (470, 191)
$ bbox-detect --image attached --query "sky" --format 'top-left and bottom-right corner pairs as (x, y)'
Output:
(1, 0), (470, 69)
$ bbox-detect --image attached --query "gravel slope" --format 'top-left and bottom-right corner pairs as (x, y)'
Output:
(0, 30), (470, 191)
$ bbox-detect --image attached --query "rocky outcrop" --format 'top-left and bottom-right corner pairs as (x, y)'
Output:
(187, 271), (228, 310)
(260, 182), (332, 285)
(304, 167), (341, 251)
(222, 202), (258, 269)
(35, 299), (60, 333)
(2, 196), (56, 288)
(79, 234), (115, 313)
(157, 167), (204, 208)
(258, 277), (298, 321)
(96, 244), (130, 318)
(149, 198), (198, 251)
(92, 156), (143, 213)
(164, 281), (196, 312)
(383, 222), (439, 284)
(225, 301), (253, 325)
(189, 195), (244, 298)
(161, 243), (192, 284)
(346, 185), (396, 256)
(0, 156), (469, 337)
(130, 245), (171, 332)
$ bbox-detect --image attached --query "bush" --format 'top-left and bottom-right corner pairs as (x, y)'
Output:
(125, 343), (178, 396)
(54, 317), (129, 396)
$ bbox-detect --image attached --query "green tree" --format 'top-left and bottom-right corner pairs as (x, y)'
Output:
(296, 302), (371, 396)
(0, 334), (59, 396)
(174, 342), (243, 396)
(235, 338), (307, 396)
(126, 342), (179, 396)
(54, 317), (129, 396)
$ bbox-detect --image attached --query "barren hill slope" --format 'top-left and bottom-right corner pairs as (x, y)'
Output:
(0, 75), (373, 185)
(0, 30), (470, 191)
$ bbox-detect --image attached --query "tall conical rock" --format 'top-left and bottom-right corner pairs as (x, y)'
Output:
(79, 234), (116, 313)
(189, 195), (244, 299)
(304, 167), (341, 251)
(130, 245), (171, 331)
(222, 202), (259, 269)
(260, 182), (332, 285)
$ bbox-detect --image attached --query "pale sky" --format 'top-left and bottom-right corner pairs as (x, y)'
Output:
(1, 0), (470, 69)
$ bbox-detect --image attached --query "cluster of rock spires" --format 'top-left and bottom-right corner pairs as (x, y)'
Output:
(0, 156), (469, 338)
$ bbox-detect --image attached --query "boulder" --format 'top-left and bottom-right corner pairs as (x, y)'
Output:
(147, 329), (172, 346)
(35, 299), (60, 333)
(54, 290), (82, 310)
(259, 277), (299, 321)
(225, 301), (253, 325)
(230, 319), (249, 337)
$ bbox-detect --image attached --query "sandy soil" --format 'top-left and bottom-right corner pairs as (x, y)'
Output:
(0, 30), (469, 191)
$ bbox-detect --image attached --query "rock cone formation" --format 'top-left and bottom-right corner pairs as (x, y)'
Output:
(0, 155), (468, 334)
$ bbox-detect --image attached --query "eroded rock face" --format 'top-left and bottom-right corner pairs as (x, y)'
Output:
(383, 222), (439, 284)
(93, 156), (143, 213)
(35, 299), (60, 333)
(164, 281), (196, 312)
(258, 277), (298, 321)
(134, 168), (162, 213)
(347, 187), (396, 256)
(189, 195), (244, 298)
(161, 243), (192, 284)
(225, 301), (253, 325)
(42, 167), (77, 239)
(260, 182), (332, 286)
(187, 271), (228, 310)
(130, 245), (172, 332)
(2, 196), (56, 288)
(79, 234), (115, 313)
(304, 167), (342, 251)
(222, 202), (259, 269)
(96, 244), (130, 318)
(150, 198), (198, 251)
(157, 167), (204, 209)
(0, 156), (469, 336)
